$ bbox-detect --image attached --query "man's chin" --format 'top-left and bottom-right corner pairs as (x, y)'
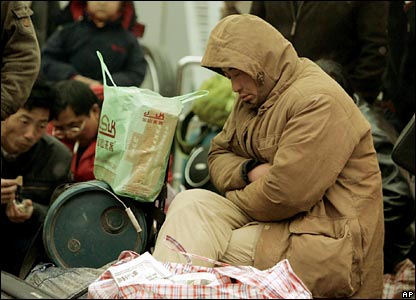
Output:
(14, 143), (32, 154)
(243, 101), (259, 110)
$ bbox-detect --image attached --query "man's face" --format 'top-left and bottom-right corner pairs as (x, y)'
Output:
(222, 68), (258, 107)
(1, 108), (49, 155)
(51, 106), (99, 147)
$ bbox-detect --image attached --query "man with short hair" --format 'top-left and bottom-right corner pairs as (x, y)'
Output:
(1, 78), (72, 277)
(49, 79), (102, 182)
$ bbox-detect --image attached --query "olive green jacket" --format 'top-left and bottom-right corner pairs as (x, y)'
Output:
(203, 14), (384, 298)
(1, 1), (40, 120)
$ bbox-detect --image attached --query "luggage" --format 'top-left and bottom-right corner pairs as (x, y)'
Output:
(88, 235), (312, 299)
(1, 271), (55, 299)
(94, 51), (207, 201)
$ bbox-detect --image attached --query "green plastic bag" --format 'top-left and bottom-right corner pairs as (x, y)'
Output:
(94, 51), (207, 201)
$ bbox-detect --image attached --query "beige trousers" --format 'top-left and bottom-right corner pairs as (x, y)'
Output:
(152, 189), (264, 267)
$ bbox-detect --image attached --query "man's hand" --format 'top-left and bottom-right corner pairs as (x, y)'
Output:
(1, 178), (18, 204)
(73, 74), (102, 87)
(248, 163), (272, 182)
(72, 75), (104, 100)
(6, 199), (33, 223)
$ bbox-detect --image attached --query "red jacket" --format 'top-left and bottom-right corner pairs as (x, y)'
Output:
(71, 140), (96, 182)
(46, 124), (96, 182)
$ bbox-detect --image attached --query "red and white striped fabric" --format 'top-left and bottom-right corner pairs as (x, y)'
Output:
(382, 258), (415, 299)
(88, 236), (312, 299)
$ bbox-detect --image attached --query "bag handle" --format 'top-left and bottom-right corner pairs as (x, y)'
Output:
(174, 90), (209, 105)
(163, 235), (231, 267)
(97, 50), (207, 102)
(96, 51), (117, 87)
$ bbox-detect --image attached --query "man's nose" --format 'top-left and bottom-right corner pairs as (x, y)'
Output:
(231, 80), (241, 93)
(23, 124), (37, 141)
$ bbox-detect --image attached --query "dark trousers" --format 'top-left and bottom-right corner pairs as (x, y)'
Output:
(1, 207), (45, 277)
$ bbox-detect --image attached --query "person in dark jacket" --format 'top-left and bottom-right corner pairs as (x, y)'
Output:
(1, 78), (72, 277)
(53, 0), (145, 39)
(40, 1), (146, 97)
(1, 1), (41, 121)
(315, 58), (415, 275)
(250, 1), (388, 104)
(381, 1), (415, 133)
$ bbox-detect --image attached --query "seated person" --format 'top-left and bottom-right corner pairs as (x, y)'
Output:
(53, 0), (145, 39)
(40, 1), (147, 99)
(315, 58), (415, 274)
(1, 78), (72, 277)
(49, 80), (101, 182)
(152, 14), (384, 298)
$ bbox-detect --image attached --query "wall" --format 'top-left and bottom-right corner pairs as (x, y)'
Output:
(135, 1), (223, 93)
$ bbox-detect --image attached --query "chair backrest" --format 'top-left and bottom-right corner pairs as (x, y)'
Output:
(139, 44), (176, 97)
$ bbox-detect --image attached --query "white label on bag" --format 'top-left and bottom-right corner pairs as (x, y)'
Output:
(170, 272), (220, 286)
(109, 252), (172, 287)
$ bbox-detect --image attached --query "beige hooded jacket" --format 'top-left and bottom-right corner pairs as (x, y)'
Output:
(203, 14), (384, 298)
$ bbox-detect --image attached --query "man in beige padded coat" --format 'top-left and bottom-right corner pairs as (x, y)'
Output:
(153, 14), (384, 298)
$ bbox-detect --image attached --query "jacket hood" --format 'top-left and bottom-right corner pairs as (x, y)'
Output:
(201, 14), (300, 107)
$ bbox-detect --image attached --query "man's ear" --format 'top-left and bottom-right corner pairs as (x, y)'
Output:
(91, 103), (101, 119)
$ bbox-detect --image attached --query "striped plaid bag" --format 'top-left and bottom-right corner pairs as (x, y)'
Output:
(88, 236), (312, 299)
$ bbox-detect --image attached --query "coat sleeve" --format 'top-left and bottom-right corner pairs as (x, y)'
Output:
(110, 36), (147, 87)
(40, 28), (79, 81)
(1, 1), (40, 121)
(225, 97), (367, 222)
(208, 120), (252, 193)
(350, 2), (388, 102)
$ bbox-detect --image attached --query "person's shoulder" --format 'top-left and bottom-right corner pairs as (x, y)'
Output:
(41, 135), (72, 157)
(35, 135), (72, 180)
(2, 1), (36, 35)
(2, 1), (29, 11)
(116, 27), (139, 43)
(66, 20), (87, 32)
(54, 20), (86, 35)
(44, 21), (87, 48)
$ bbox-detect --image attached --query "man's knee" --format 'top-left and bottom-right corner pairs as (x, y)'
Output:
(169, 188), (219, 210)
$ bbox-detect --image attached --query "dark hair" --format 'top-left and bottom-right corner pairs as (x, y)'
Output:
(50, 80), (101, 120)
(315, 59), (354, 97)
(23, 78), (55, 119)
